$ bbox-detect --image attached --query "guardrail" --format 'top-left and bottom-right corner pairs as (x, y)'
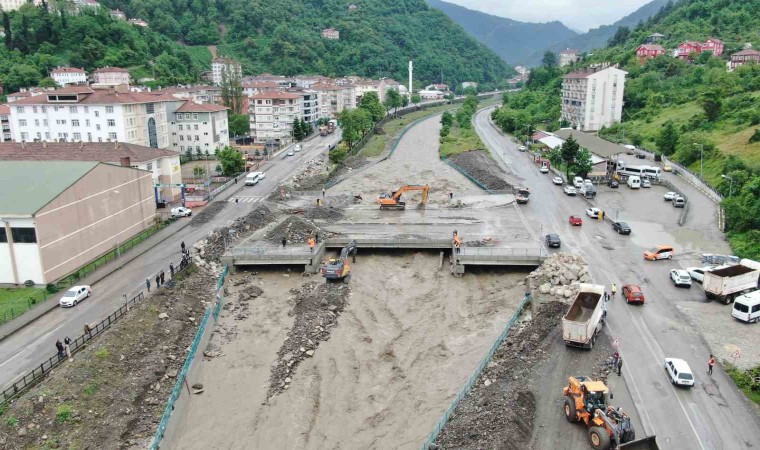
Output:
(661, 156), (723, 204)
(420, 293), (531, 449)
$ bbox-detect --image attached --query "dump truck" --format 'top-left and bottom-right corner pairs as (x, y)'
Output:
(516, 187), (530, 204)
(327, 119), (337, 134)
(563, 376), (659, 450)
(562, 283), (605, 349)
(321, 240), (357, 283)
(703, 258), (760, 304)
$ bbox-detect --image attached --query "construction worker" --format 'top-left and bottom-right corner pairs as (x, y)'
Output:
(308, 237), (315, 253)
(611, 283), (617, 297)
(452, 230), (462, 254)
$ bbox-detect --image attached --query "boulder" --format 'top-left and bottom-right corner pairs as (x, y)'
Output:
(539, 283), (550, 294)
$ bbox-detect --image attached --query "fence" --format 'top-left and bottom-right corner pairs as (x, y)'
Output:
(659, 178), (690, 226)
(661, 156), (723, 204)
(149, 265), (230, 449)
(419, 293), (531, 450)
(0, 290), (50, 325)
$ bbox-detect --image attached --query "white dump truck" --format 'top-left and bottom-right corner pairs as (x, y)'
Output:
(703, 258), (760, 304)
(562, 283), (606, 349)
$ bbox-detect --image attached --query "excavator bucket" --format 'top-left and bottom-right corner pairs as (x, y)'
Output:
(618, 436), (659, 450)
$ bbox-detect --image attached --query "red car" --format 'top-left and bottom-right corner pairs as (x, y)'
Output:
(622, 284), (645, 304)
(569, 215), (583, 226)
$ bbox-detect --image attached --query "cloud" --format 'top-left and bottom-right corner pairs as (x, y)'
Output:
(443, 0), (654, 31)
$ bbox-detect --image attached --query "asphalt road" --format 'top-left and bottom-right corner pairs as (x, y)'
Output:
(0, 133), (341, 390)
(474, 107), (760, 450)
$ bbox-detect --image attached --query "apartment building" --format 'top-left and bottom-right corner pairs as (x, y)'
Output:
(560, 66), (627, 132)
(284, 88), (321, 126)
(93, 67), (131, 86)
(0, 105), (12, 142)
(311, 83), (355, 118)
(50, 67), (87, 86)
(211, 58), (243, 85)
(559, 49), (581, 67)
(248, 91), (302, 146)
(0, 0), (40, 11)
(9, 86), (183, 149)
(170, 102), (230, 154)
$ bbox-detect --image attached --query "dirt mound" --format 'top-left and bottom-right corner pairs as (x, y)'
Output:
(265, 216), (338, 244)
(194, 205), (275, 269)
(292, 158), (329, 191)
(303, 206), (344, 221)
(190, 201), (228, 227)
(268, 281), (350, 398)
(448, 150), (513, 191)
(327, 155), (369, 182)
(0, 270), (214, 450)
(434, 301), (567, 449)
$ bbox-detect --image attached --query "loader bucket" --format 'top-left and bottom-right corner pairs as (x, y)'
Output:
(618, 436), (659, 450)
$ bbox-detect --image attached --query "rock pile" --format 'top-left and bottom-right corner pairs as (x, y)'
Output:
(303, 206), (344, 221)
(190, 201), (228, 227)
(268, 281), (350, 397)
(448, 150), (514, 191)
(265, 216), (338, 244)
(327, 155), (368, 183)
(528, 253), (592, 301)
(290, 158), (329, 191)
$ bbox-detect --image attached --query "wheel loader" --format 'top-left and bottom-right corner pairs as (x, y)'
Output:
(563, 376), (659, 450)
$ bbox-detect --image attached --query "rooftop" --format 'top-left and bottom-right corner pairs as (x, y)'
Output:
(175, 102), (228, 112)
(733, 48), (760, 56)
(250, 91), (302, 100)
(10, 87), (179, 105)
(638, 44), (665, 51)
(0, 142), (179, 163)
(94, 66), (129, 73)
(51, 67), (86, 74)
(555, 129), (626, 159)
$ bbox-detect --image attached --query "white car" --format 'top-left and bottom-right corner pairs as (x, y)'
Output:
(585, 207), (602, 218)
(641, 178), (651, 188)
(518, 145), (527, 152)
(552, 177), (564, 185)
(563, 186), (577, 196)
(670, 269), (692, 287)
(294, 144), (302, 152)
(663, 192), (678, 201)
(664, 358), (695, 387)
(686, 266), (712, 283)
(539, 165), (549, 173)
(60, 285), (92, 307)
(170, 207), (192, 218)
(286, 149), (295, 156)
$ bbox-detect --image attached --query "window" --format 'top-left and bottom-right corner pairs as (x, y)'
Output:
(195, 135), (199, 141)
(84, 106), (89, 113)
(32, 106), (38, 113)
(176, 114), (182, 121)
(180, 146), (184, 151)
(94, 111), (100, 117)
(11, 228), (37, 243)
(86, 119), (90, 126)
(146, 162), (153, 170)
(184, 114), (191, 120)
(0, 228), (5, 243)
(18, 119), (27, 126)
(20, 132), (28, 141)
(105, 106), (114, 113)
(43, 119), (48, 126)
(178, 124), (183, 131)
(98, 137), (102, 142)
(16, 107), (24, 113)
(45, 132), (50, 140)
(73, 132), (81, 140)
(96, 124), (101, 130)
(146, 103), (155, 114)
(41, 106), (46, 113)
(87, 132), (92, 141)
(36, 132), (41, 139)
(107, 119), (116, 127)
(204, 132), (208, 136)
(34, 119), (39, 126)
(194, 124), (199, 130)
(179, 135), (184, 141)
(109, 132), (117, 140)
(72, 120), (80, 127)
(192, 113), (198, 120)
(69, 106), (78, 113)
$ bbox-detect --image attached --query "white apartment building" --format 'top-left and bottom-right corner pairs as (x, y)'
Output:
(9, 86), (183, 149)
(294, 75), (332, 89)
(50, 67), (87, 86)
(170, 103), (230, 154)
(559, 49), (581, 67)
(311, 83), (355, 118)
(211, 58), (243, 86)
(0, 0), (40, 11)
(0, 105), (12, 142)
(248, 91), (302, 146)
(93, 67), (131, 86)
(561, 66), (627, 132)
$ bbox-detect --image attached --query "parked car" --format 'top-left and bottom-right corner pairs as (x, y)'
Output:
(170, 207), (192, 218)
(644, 245), (674, 261)
(569, 215), (583, 226)
(294, 144), (302, 152)
(563, 186), (577, 196)
(607, 179), (619, 188)
(539, 165), (549, 173)
(663, 164), (673, 172)
(612, 221), (631, 235)
(286, 149), (295, 156)
(518, 145), (527, 152)
(585, 207), (603, 219)
(670, 269), (693, 287)
(664, 358), (695, 387)
(636, 153), (647, 159)
(60, 285), (92, 307)
(552, 177), (564, 185)
(545, 234), (561, 248)
(663, 192), (678, 201)
(573, 177), (584, 188)
(622, 284), (645, 304)
(686, 266), (712, 283)
(673, 197), (686, 208)
(641, 178), (652, 188)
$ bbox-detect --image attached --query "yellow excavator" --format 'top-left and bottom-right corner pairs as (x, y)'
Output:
(377, 184), (430, 210)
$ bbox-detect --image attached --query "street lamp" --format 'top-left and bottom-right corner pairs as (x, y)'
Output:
(693, 143), (704, 179)
(721, 174), (734, 197)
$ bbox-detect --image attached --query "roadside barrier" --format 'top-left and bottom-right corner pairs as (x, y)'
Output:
(419, 293), (531, 450)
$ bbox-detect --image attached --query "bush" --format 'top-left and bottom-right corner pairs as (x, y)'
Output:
(329, 147), (347, 164)
(46, 284), (60, 294)
(724, 363), (760, 405)
(6, 416), (17, 427)
(749, 129), (760, 144)
(56, 404), (72, 423)
(95, 347), (110, 359)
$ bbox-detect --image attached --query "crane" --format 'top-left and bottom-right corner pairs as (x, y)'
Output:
(377, 184), (430, 210)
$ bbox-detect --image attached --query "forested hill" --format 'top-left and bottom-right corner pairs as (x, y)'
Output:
(426, 0), (577, 66)
(98, 0), (514, 86)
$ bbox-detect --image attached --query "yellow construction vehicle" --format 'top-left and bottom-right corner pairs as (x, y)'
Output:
(563, 376), (658, 450)
(321, 240), (357, 283)
(377, 184), (430, 210)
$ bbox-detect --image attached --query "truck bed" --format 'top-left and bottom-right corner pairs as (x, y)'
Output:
(563, 292), (601, 322)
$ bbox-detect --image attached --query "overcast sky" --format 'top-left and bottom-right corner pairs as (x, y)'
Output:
(445, 0), (654, 31)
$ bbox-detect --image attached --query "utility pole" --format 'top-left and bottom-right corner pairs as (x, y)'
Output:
(693, 143), (704, 179)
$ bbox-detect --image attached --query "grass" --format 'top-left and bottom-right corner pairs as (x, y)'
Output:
(185, 46), (213, 69)
(56, 404), (72, 423)
(94, 348), (110, 360)
(0, 287), (47, 324)
(724, 362), (760, 405)
(83, 383), (97, 397)
(439, 123), (486, 159)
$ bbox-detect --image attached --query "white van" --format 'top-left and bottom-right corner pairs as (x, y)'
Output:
(245, 171), (264, 186)
(732, 291), (760, 323)
(573, 176), (584, 188)
(627, 176), (641, 189)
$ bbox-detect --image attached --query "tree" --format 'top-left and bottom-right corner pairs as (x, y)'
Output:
(656, 120), (679, 155)
(185, 148), (193, 161)
(358, 91), (385, 122)
(3, 12), (12, 50)
(220, 64), (244, 114)
(401, 95), (409, 108)
(572, 148), (593, 177)
(384, 88), (402, 114)
(38, 77), (59, 88)
(441, 111), (454, 127)
(700, 89), (722, 122)
(411, 93), (421, 106)
(193, 166), (206, 178)
(293, 119), (305, 141)
(630, 133), (643, 148)
(560, 135), (580, 180)
(216, 146), (245, 176)
(228, 113), (250, 137)
(338, 108), (371, 150)
(541, 51), (558, 69)
(607, 26), (630, 47)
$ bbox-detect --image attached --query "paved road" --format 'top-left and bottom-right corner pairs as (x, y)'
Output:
(0, 134), (341, 390)
(474, 108), (760, 450)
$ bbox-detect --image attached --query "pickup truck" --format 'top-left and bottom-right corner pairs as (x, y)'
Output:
(562, 283), (606, 349)
(516, 187), (530, 204)
(703, 258), (760, 304)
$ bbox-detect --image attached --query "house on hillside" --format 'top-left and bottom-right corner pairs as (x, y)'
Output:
(674, 38), (724, 59)
(702, 38), (724, 56)
(93, 67), (131, 86)
(729, 48), (760, 70)
(322, 28), (340, 40)
(560, 65), (627, 132)
(50, 67), (87, 86)
(559, 49), (580, 67)
(129, 18), (148, 27)
(110, 9), (126, 20)
(635, 44), (665, 61)
(646, 33), (665, 43)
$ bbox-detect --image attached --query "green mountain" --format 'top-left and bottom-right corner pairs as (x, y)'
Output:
(425, 0), (578, 66)
(97, 0), (513, 87)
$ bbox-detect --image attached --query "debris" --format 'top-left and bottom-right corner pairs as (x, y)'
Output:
(158, 313), (168, 320)
(190, 201), (228, 227)
(265, 216), (338, 244)
(447, 150), (514, 191)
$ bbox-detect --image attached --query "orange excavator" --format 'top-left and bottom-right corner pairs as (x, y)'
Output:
(377, 184), (430, 210)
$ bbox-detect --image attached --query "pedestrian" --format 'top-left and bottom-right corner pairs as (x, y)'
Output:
(449, 191), (453, 200)
(708, 354), (715, 375)
(181, 241), (186, 253)
(235, 198), (239, 206)
(316, 198), (321, 207)
(612, 351), (620, 368)
(64, 337), (72, 357)
(56, 340), (65, 359)
(611, 283), (617, 297)
(146, 278), (151, 292)
(160, 271), (165, 285)
(169, 263), (175, 277)
(155, 274), (160, 288)
(322, 188), (326, 198)
(83, 323), (92, 337)
(282, 237), (287, 248)
(617, 356), (623, 376)
(315, 232), (319, 244)
(234, 177), (238, 184)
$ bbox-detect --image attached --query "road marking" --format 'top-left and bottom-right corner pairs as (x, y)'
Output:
(229, 197), (263, 203)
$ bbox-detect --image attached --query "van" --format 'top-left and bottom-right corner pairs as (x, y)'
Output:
(673, 197), (686, 208)
(573, 176), (584, 188)
(627, 176), (641, 189)
(245, 172), (263, 186)
(732, 291), (760, 323)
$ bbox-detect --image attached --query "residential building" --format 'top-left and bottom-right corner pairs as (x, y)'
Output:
(311, 83), (355, 118)
(461, 81), (479, 89)
(0, 0), (40, 11)
(560, 66), (627, 132)
(0, 142), (183, 203)
(729, 48), (760, 70)
(9, 85), (184, 149)
(702, 38), (724, 56)
(110, 9), (127, 20)
(246, 74), (294, 87)
(646, 33), (665, 43)
(635, 44), (666, 61)
(72, 0), (100, 10)
(322, 28), (340, 40)
(242, 81), (280, 97)
(50, 67), (87, 86)
(353, 78), (403, 104)
(248, 91), (302, 146)
(129, 18), (148, 27)
(674, 41), (703, 59)
(425, 83), (449, 92)
(286, 88), (321, 126)
(211, 58), (243, 86)
(93, 67), (131, 86)
(0, 105), (12, 142)
(418, 90), (445, 100)
(6, 88), (50, 103)
(559, 49), (580, 67)
(294, 75), (331, 89)
(0, 160), (155, 285)
(170, 102), (230, 154)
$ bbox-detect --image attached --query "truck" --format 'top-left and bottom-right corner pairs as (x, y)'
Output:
(580, 181), (597, 199)
(703, 258), (760, 304)
(319, 125), (328, 136)
(516, 187), (530, 204)
(327, 119), (337, 134)
(562, 283), (606, 349)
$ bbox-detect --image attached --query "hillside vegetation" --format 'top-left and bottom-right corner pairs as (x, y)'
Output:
(98, 0), (513, 86)
(492, 0), (760, 258)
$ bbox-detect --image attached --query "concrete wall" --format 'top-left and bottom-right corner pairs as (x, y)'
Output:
(0, 218), (44, 284)
(34, 164), (156, 282)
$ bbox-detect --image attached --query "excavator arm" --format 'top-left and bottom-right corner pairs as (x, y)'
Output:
(379, 184), (430, 210)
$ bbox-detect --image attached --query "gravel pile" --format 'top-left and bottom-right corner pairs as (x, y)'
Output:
(190, 201), (228, 227)
(268, 281), (350, 398)
(528, 253), (593, 302)
(291, 158), (329, 191)
(448, 150), (513, 191)
(265, 216), (338, 244)
(303, 206), (344, 221)
(327, 155), (368, 182)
